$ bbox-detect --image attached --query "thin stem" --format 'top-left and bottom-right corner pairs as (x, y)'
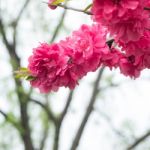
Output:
(70, 68), (105, 150)
(53, 90), (74, 150)
(30, 99), (56, 124)
(43, 2), (92, 15)
(126, 130), (150, 150)
(50, 9), (67, 43)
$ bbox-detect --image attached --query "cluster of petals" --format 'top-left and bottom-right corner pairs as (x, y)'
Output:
(28, 24), (111, 93)
(92, 0), (150, 42)
(118, 31), (150, 69)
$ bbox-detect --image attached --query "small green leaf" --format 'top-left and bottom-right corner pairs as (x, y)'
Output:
(14, 67), (35, 81)
(25, 76), (36, 81)
(19, 67), (28, 71)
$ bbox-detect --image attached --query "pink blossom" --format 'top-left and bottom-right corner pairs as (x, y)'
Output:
(60, 24), (109, 73)
(102, 48), (124, 69)
(118, 31), (150, 56)
(119, 55), (144, 78)
(28, 24), (109, 93)
(28, 43), (71, 93)
(92, 0), (150, 42)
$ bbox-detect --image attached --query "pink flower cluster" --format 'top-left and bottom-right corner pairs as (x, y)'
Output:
(91, 0), (150, 77)
(28, 24), (111, 93)
(27, 0), (150, 93)
(92, 0), (150, 42)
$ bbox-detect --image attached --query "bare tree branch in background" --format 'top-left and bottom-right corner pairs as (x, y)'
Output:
(53, 90), (74, 150)
(70, 67), (105, 150)
(50, 9), (67, 43)
(43, 2), (92, 15)
(13, 0), (30, 47)
(0, 0), (34, 149)
(127, 130), (150, 150)
(39, 122), (49, 150)
(30, 99), (56, 124)
(95, 109), (128, 140)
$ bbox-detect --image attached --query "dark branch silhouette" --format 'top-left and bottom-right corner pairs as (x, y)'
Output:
(127, 130), (150, 150)
(70, 67), (105, 150)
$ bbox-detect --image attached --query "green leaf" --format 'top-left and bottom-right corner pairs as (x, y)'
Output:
(19, 67), (28, 71)
(14, 67), (35, 81)
(51, 0), (65, 5)
(25, 76), (36, 81)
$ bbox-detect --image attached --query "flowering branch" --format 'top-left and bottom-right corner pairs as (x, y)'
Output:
(53, 90), (74, 150)
(43, 2), (92, 15)
(45, 1), (150, 16)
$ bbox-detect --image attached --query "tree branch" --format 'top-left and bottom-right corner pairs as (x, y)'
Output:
(50, 9), (67, 43)
(70, 67), (105, 150)
(13, 0), (30, 48)
(127, 130), (150, 150)
(39, 121), (49, 150)
(30, 99), (57, 124)
(44, 2), (92, 15)
(59, 90), (74, 123)
(0, 2), (34, 149)
(53, 90), (74, 150)
(0, 110), (8, 119)
(95, 109), (127, 139)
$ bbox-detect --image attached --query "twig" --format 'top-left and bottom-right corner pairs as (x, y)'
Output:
(30, 99), (56, 124)
(126, 130), (150, 150)
(70, 67), (105, 150)
(0, 110), (8, 119)
(59, 90), (74, 123)
(53, 90), (74, 150)
(39, 122), (49, 150)
(13, 0), (30, 47)
(50, 9), (67, 43)
(57, 4), (92, 15)
(1, 1), (34, 150)
(95, 109), (127, 139)
(43, 2), (92, 15)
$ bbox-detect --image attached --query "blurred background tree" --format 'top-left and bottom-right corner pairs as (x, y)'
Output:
(1, 0), (150, 150)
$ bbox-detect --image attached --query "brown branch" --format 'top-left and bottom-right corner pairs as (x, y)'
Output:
(19, 97), (34, 150)
(15, 0), (30, 26)
(59, 90), (74, 123)
(0, 110), (8, 119)
(0, 18), (20, 68)
(70, 67), (105, 150)
(30, 99), (57, 124)
(95, 109), (127, 139)
(50, 9), (67, 43)
(13, 0), (30, 48)
(45, 1), (150, 16)
(57, 4), (92, 15)
(43, 2), (92, 15)
(39, 121), (49, 150)
(53, 90), (74, 150)
(0, 2), (34, 149)
(127, 130), (150, 150)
